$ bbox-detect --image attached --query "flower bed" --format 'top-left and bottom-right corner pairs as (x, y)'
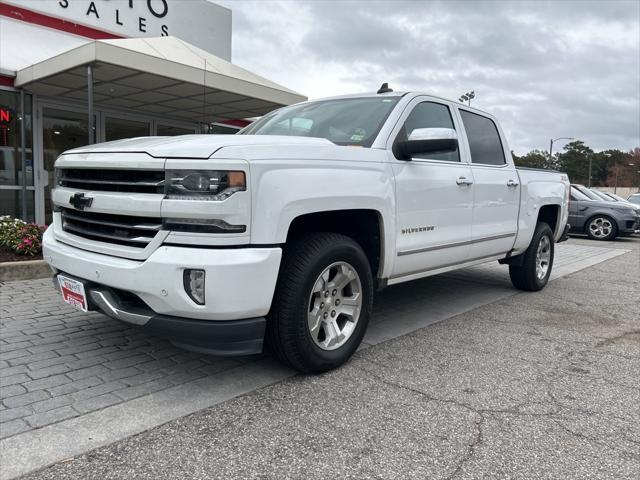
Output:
(0, 216), (47, 262)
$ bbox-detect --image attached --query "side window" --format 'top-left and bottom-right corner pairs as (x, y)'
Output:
(397, 102), (459, 162)
(459, 110), (506, 165)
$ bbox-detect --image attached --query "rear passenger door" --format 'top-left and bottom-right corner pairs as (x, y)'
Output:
(389, 99), (474, 279)
(457, 109), (520, 258)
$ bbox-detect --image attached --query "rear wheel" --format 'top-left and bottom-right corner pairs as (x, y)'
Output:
(586, 215), (618, 241)
(267, 233), (373, 373)
(509, 222), (554, 291)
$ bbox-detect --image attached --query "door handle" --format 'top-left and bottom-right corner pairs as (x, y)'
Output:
(456, 176), (473, 186)
(507, 179), (519, 187)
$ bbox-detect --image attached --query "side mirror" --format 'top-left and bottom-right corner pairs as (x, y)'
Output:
(394, 128), (458, 160)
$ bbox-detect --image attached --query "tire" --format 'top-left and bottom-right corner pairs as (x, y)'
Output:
(509, 222), (554, 292)
(585, 215), (618, 241)
(267, 233), (373, 373)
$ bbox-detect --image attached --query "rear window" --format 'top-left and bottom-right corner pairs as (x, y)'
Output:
(460, 110), (506, 165)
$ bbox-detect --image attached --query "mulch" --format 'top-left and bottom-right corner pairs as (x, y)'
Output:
(0, 246), (43, 263)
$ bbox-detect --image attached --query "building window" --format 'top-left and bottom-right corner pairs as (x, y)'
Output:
(105, 117), (151, 141)
(157, 125), (196, 136)
(0, 89), (34, 221)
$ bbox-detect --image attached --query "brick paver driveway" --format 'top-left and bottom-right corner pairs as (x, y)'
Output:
(0, 286), (242, 438)
(0, 239), (633, 478)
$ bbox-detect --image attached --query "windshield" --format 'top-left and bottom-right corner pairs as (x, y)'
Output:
(608, 193), (627, 202)
(591, 189), (614, 201)
(573, 185), (601, 201)
(239, 97), (400, 147)
(628, 195), (640, 205)
(570, 187), (591, 201)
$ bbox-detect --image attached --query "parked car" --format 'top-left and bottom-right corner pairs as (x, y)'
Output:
(598, 191), (640, 212)
(573, 184), (605, 201)
(628, 193), (640, 205)
(569, 186), (640, 240)
(575, 185), (640, 215)
(603, 192), (629, 203)
(43, 88), (572, 373)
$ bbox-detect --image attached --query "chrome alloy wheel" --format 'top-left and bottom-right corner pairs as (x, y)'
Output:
(589, 217), (613, 239)
(307, 261), (362, 351)
(536, 235), (551, 280)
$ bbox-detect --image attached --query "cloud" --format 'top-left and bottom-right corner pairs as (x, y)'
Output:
(215, 0), (639, 153)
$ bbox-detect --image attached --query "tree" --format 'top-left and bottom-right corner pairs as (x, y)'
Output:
(605, 148), (640, 188)
(555, 141), (594, 185)
(512, 150), (550, 169)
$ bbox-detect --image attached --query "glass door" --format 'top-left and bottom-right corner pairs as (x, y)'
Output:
(157, 124), (196, 136)
(104, 116), (150, 141)
(41, 108), (90, 224)
(0, 90), (35, 222)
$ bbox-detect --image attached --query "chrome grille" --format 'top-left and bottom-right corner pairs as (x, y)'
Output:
(57, 169), (165, 194)
(60, 208), (162, 247)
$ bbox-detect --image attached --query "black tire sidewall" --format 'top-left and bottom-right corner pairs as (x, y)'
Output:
(300, 245), (372, 366)
(527, 223), (554, 289)
(274, 234), (373, 372)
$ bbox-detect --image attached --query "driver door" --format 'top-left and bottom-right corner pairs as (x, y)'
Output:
(389, 99), (474, 279)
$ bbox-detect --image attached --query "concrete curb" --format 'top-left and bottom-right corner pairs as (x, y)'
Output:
(0, 359), (295, 480)
(0, 259), (51, 282)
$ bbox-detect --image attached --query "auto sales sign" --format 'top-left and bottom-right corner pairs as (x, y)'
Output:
(2, 0), (232, 60)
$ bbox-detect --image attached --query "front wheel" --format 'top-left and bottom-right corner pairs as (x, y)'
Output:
(586, 215), (618, 241)
(509, 222), (554, 291)
(267, 233), (373, 373)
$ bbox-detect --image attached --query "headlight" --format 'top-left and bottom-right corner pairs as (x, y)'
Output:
(165, 170), (246, 201)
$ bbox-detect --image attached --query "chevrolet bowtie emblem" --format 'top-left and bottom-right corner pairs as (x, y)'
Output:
(69, 193), (94, 211)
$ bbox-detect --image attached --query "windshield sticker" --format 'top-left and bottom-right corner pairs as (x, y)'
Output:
(351, 128), (366, 142)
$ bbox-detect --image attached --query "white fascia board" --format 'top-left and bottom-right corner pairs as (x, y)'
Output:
(15, 42), (96, 87)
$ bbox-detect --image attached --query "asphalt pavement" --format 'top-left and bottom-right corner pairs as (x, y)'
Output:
(11, 237), (640, 479)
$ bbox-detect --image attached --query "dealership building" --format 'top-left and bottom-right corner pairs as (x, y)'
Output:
(0, 0), (305, 224)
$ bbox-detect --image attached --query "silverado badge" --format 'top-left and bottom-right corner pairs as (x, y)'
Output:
(402, 226), (435, 234)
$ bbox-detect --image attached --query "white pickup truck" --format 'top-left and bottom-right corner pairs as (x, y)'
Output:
(44, 88), (570, 373)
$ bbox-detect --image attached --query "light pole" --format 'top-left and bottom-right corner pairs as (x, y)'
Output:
(459, 91), (475, 106)
(548, 137), (574, 166)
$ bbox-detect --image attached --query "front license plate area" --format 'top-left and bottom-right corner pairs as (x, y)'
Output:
(57, 275), (88, 312)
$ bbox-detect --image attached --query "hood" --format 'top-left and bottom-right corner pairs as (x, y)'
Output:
(64, 135), (334, 159)
(579, 199), (637, 211)
(616, 200), (640, 211)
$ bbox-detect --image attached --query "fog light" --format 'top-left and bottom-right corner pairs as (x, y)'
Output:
(184, 269), (205, 305)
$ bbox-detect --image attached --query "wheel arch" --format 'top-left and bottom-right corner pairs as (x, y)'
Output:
(537, 204), (561, 236)
(285, 209), (386, 281)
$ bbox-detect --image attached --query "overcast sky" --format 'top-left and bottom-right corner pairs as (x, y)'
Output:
(216, 0), (639, 154)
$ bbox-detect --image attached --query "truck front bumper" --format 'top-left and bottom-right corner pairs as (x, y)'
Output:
(43, 228), (282, 355)
(53, 280), (266, 355)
